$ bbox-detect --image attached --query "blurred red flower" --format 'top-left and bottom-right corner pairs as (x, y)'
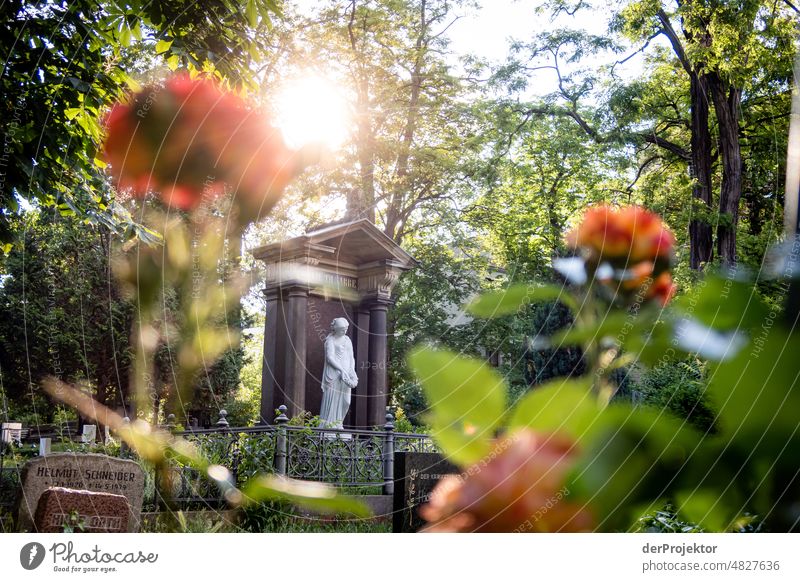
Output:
(564, 205), (677, 305)
(648, 271), (678, 306)
(566, 205), (675, 264)
(420, 430), (593, 532)
(102, 73), (299, 214)
(608, 261), (677, 306)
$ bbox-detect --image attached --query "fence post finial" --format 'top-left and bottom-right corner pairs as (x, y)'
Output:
(274, 405), (288, 476)
(274, 405), (289, 425)
(382, 407), (395, 495)
(216, 409), (229, 429)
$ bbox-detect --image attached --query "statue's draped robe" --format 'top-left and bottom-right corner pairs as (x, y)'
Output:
(320, 335), (356, 429)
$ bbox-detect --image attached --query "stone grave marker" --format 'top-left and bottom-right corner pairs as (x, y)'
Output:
(1, 422), (22, 445)
(81, 424), (97, 444)
(15, 452), (145, 532)
(33, 487), (130, 533)
(392, 451), (458, 533)
(39, 438), (51, 457)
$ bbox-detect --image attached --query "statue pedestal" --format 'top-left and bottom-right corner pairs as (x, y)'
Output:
(252, 219), (416, 429)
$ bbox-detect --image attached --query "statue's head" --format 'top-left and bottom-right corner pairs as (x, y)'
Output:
(331, 317), (349, 336)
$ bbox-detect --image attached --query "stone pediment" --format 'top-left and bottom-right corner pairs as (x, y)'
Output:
(252, 218), (416, 268)
(251, 219), (417, 302)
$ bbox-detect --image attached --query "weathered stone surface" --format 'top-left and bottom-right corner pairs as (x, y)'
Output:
(392, 452), (458, 533)
(33, 487), (130, 533)
(15, 453), (144, 532)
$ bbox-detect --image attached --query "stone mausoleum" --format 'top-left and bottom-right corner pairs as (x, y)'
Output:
(252, 219), (416, 429)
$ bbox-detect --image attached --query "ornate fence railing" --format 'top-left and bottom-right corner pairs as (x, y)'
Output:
(0, 407), (436, 515)
(163, 406), (435, 509)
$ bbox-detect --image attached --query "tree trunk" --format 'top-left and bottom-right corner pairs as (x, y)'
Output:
(385, 0), (427, 242)
(657, 7), (715, 270)
(709, 72), (743, 265)
(347, 0), (376, 223)
(353, 104), (376, 222)
(688, 71), (715, 269)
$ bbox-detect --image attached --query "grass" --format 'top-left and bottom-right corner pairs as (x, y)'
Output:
(142, 509), (390, 533)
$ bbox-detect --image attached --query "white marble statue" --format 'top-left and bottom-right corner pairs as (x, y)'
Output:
(319, 318), (358, 431)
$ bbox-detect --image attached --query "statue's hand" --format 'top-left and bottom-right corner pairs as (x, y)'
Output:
(343, 371), (358, 389)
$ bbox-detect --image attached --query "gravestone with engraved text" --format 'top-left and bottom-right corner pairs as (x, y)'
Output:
(33, 487), (130, 533)
(392, 451), (458, 533)
(15, 452), (144, 532)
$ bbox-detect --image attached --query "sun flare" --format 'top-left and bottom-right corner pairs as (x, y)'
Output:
(274, 75), (350, 151)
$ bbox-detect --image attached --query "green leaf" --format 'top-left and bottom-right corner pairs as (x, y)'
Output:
(675, 489), (733, 532)
(407, 347), (507, 466)
(552, 312), (631, 346)
(64, 108), (82, 121)
(241, 475), (371, 517)
(508, 377), (600, 442)
(466, 283), (575, 318)
(568, 406), (702, 531)
(263, 0), (283, 16)
(706, 327), (800, 463)
(155, 39), (173, 54)
(246, 0), (258, 27)
(118, 24), (132, 47)
(674, 271), (768, 331)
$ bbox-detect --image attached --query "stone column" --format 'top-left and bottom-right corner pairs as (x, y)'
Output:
(259, 289), (281, 423)
(352, 306), (371, 427)
(367, 300), (390, 427)
(283, 285), (309, 417)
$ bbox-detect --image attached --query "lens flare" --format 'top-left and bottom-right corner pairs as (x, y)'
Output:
(274, 75), (350, 150)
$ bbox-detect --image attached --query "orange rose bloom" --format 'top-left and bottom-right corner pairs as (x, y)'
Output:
(647, 271), (677, 306)
(566, 205), (675, 263)
(102, 74), (298, 213)
(420, 431), (593, 532)
(609, 261), (677, 306)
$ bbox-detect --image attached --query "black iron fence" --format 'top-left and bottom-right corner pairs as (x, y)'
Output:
(0, 406), (435, 515)
(166, 406), (435, 508)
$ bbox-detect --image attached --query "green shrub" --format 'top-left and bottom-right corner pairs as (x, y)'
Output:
(392, 408), (428, 433)
(633, 505), (704, 533)
(636, 361), (717, 433)
(237, 499), (298, 532)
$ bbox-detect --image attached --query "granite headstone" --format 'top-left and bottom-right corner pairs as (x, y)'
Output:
(15, 452), (145, 532)
(392, 451), (458, 533)
(33, 487), (130, 533)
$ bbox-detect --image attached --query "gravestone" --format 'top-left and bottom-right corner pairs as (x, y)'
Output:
(81, 424), (97, 444)
(39, 438), (51, 457)
(1, 422), (22, 445)
(15, 452), (145, 532)
(33, 487), (130, 533)
(392, 451), (458, 533)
